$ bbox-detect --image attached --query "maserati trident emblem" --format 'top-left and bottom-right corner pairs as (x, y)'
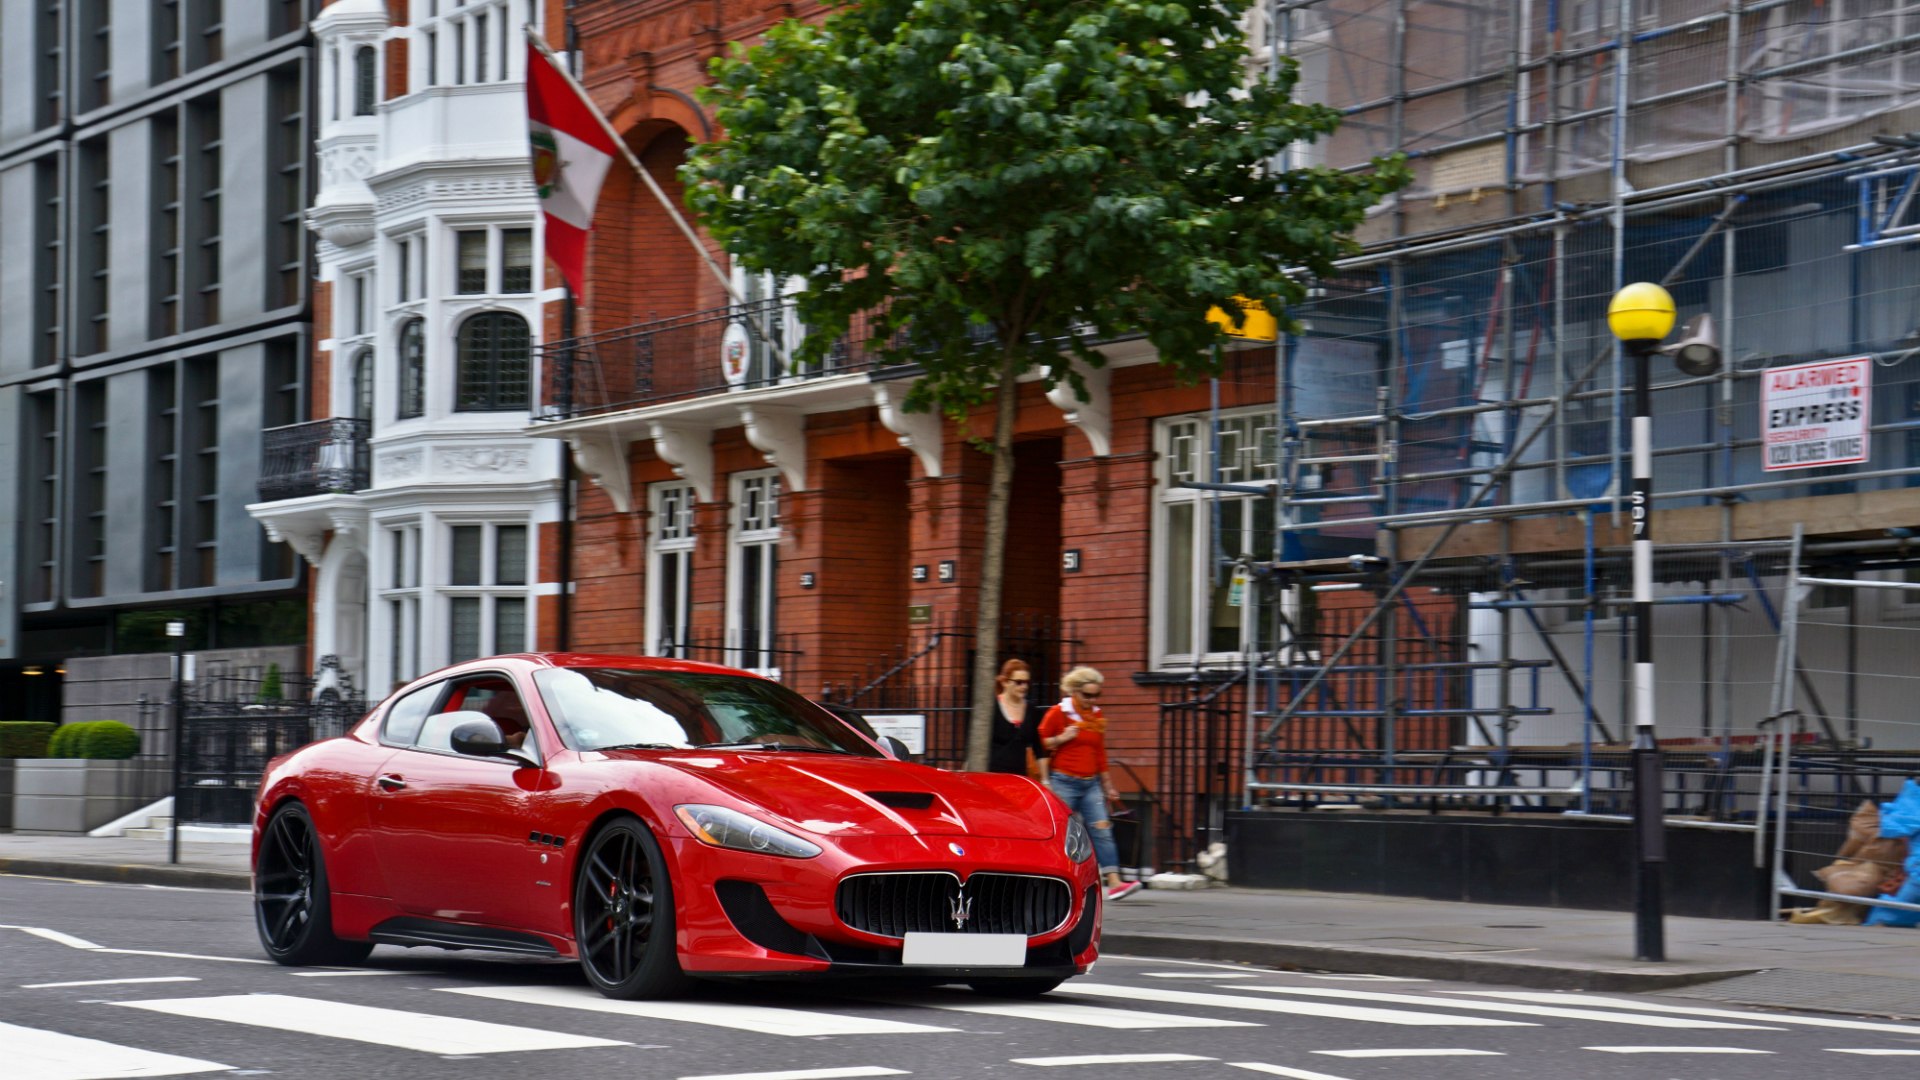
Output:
(949, 888), (973, 930)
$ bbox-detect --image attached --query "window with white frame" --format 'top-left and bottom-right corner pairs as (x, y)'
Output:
(415, 0), (532, 90)
(445, 522), (530, 662)
(1155, 409), (1279, 666)
(381, 524), (423, 685)
(454, 225), (535, 295)
(648, 483), (696, 657)
(730, 472), (782, 675)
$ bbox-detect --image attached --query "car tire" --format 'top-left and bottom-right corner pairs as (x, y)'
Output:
(254, 802), (374, 967)
(967, 976), (1066, 998)
(574, 816), (691, 999)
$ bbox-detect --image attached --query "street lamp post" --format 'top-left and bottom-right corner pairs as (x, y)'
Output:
(1605, 282), (1682, 962)
(167, 620), (186, 866)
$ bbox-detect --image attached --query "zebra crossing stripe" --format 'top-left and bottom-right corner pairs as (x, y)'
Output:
(1011, 1054), (1215, 1066)
(1226, 1064), (1356, 1079)
(873, 993), (1258, 1029)
(113, 994), (624, 1055)
(1313, 1049), (1504, 1058)
(3, 1019), (231, 1080)
(1826, 1049), (1920, 1055)
(1443, 990), (1920, 1036)
(679, 1060), (910, 1068)
(1584, 1046), (1774, 1054)
(439, 984), (956, 1036)
(1232, 986), (1780, 1030)
(1058, 983), (1533, 1027)
(677, 1069), (909, 1080)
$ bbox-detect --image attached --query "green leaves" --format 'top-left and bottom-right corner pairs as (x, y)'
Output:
(682, 0), (1405, 417)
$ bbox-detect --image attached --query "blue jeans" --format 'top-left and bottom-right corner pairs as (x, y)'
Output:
(1048, 773), (1120, 874)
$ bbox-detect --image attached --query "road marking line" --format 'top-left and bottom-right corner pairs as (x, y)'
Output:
(1313, 1049), (1504, 1058)
(114, 994), (625, 1055)
(93, 950), (274, 965)
(893, 995), (1258, 1029)
(1059, 983), (1533, 1027)
(1144, 972), (1262, 979)
(1, 925), (105, 950)
(1226, 1065), (1356, 1079)
(678, 1069), (909, 1080)
(1, 926), (271, 965)
(679, 1060), (910, 1068)
(2, 1019), (232, 1080)
(1232, 985), (1780, 1030)
(1443, 990), (1920, 1036)
(22, 976), (201, 989)
(291, 970), (406, 977)
(1011, 1054), (1216, 1066)
(1584, 1046), (1774, 1054)
(441, 984), (956, 1037)
(1827, 1049), (1920, 1055)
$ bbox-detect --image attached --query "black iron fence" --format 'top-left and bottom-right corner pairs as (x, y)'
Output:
(174, 661), (370, 825)
(656, 629), (804, 678)
(1151, 672), (1250, 873)
(824, 613), (1080, 770)
(258, 417), (370, 501)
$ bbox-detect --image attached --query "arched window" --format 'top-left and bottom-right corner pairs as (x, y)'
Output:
(353, 46), (377, 116)
(397, 318), (425, 419)
(455, 312), (531, 412)
(350, 347), (373, 421)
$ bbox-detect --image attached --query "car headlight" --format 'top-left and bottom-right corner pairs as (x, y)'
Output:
(674, 804), (822, 859)
(1064, 815), (1094, 863)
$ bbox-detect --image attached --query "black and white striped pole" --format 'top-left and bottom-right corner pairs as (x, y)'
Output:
(1607, 282), (1678, 962)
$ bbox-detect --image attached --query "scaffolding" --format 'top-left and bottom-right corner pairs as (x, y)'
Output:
(1157, 4), (1920, 866)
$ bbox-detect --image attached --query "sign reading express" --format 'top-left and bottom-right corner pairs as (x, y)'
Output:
(1761, 356), (1871, 472)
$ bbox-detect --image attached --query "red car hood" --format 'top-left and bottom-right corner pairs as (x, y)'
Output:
(659, 753), (1057, 840)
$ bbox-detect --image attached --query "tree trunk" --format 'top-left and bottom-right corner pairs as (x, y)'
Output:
(964, 346), (1024, 772)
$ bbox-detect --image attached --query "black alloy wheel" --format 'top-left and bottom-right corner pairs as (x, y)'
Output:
(574, 817), (689, 999)
(254, 802), (372, 966)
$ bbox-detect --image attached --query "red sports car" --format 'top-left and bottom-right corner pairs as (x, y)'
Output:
(251, 654), (1102, 999)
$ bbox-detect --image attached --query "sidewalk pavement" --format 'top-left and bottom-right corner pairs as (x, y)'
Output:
(5, 831), (1919, 1015)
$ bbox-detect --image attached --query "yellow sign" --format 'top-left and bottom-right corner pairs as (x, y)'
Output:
(1206, 296), (1279, 342)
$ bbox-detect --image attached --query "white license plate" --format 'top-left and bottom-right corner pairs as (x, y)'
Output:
(901, 932), (1027, 967)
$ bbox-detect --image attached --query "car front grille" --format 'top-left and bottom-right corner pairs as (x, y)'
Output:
(836, 871), (1073, 938)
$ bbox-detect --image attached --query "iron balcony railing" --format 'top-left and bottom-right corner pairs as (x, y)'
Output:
(537, 298), (913, 420)
(536, 298), (1130, 421)
(258, 417), (370, 501)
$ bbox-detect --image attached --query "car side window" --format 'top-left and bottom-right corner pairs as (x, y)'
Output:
(413, 675), (539, 759)
(381, 683), (441, 746)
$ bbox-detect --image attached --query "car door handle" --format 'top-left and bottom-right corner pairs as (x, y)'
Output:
(377, 774), (407, 791)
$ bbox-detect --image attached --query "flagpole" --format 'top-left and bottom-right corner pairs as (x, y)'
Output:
(527, 28), (791, 373)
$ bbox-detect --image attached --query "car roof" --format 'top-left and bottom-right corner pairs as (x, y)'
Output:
(409, 653), (764, 685)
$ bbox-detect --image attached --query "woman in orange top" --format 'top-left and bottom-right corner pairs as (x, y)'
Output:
(1039, 666), (1141, 901)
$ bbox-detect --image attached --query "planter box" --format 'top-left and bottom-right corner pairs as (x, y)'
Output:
(12, 760), (155, 834)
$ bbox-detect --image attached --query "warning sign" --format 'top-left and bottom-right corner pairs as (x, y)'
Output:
(1761, 356), (1871, 472)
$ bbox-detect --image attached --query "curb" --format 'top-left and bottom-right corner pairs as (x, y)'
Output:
(1100, 931), (1759, 993)
(0, 857), (251, 892)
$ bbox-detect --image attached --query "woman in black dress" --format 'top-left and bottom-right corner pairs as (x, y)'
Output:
(987, 658), (1047, 777)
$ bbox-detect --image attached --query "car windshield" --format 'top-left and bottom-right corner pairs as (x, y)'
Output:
(533, 667), (882, 756)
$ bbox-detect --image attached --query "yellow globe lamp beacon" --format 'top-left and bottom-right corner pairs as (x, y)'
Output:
(1206, 296), (1279, 342)
(1606, 281), (1677, 345)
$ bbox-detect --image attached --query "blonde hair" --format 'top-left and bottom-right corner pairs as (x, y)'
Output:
(1060, 666), (1104, 695)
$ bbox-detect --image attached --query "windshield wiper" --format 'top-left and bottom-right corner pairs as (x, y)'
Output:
(595, 742), (685, 751)
(694, 740), (850, 754)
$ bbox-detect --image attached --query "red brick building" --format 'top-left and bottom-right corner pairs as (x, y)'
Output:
(529, 3), (1417, 849)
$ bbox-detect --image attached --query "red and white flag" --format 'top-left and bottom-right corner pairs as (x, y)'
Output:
(525, 40), (617, 295)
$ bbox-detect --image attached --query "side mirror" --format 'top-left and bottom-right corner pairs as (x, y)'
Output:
(880, 735), (913, 761)
(450, 718), (508, 757)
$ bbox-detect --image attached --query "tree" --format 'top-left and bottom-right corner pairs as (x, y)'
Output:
(685, 0), (1405, 771)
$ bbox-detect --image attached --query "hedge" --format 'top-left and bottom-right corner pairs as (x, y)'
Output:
(0, 721), (57, 758)
(45, 720), (141, 760)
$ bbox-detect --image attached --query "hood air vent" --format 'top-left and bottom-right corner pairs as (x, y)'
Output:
(866, 791), (936, 810)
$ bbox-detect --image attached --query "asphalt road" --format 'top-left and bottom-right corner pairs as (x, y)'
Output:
(5, 871), (1920, 1080)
